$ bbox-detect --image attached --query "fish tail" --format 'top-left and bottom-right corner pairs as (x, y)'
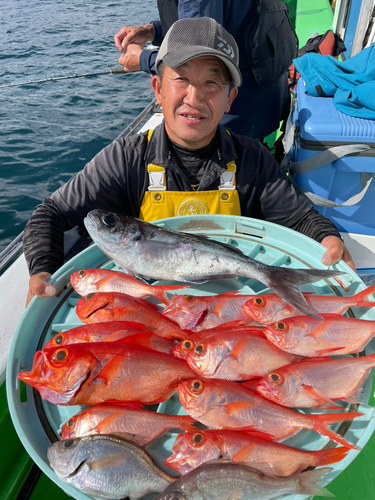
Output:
(296, 467), (334, 497)
(353, 283), (375, 307)
(177, 415), (201, 432)
(154, 285), (190, 305)
(311, 412), (364, 450)
(313, 446), (351, 466)
(261, 267), (345, 317)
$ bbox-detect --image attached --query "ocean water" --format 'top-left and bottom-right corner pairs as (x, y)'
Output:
(0, 0), (158, 254)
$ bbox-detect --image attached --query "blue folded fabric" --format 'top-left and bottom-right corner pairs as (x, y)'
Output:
(293, 43), (375, 119)
(334, 81), (375, 119)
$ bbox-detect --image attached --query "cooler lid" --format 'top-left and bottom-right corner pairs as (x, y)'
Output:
(296, 78), (375, 143)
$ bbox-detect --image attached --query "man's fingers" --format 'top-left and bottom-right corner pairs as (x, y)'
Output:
(26, 273), (56, 307)
(320, 236), (357, 273)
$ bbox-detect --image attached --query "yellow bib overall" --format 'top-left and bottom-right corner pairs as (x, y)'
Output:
(139, 130), (241, 222)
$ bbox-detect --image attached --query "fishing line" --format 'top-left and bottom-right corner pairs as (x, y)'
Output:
(0, 67), (125, 89)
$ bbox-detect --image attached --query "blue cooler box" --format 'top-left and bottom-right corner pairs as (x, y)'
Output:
(289, 77), (375, 236)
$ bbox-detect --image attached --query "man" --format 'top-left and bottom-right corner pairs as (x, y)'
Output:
(24, 17), (354, 304)
(113, 0), (296, 139)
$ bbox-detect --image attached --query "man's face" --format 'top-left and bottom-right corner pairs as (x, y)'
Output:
(151, 56), (238, 150)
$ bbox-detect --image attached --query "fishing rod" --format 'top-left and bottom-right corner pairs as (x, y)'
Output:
(0, 67), (126, 89)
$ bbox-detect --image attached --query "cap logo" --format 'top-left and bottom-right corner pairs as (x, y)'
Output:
(217, 36), (235, 59)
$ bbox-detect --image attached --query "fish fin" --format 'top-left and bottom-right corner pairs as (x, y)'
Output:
(206, 320), (251, 331)
(94, 412), (123, 429)
(239, 380), (259, 391)
(296, 467), (334, 497)
(102, 327), (148, 342)
(232, 453), (278, 477)
(105, 401), (145, 409)
(239, 429), (275, 441)
(154, 285), (191, 306)
(314, 446), (351, 466)
(228, 338), (250, 362)
(221, 489), (244, 500)
(87, 452), (126, 471)
(311, 412), (364, 449)
(179, 274), (238, 283)
(301, 384), (341, 407)
(178, 416), (202, 432)
(96, 356), (127, 384)
(115, 332), (175, 354)
(107, 431), (149, 447)
(150, 387), (178, 405)
(315, 347), (346, 355)
(262, 267), (345, 318)
(353, 283), (375, 307)
(221, 402), (263, 430)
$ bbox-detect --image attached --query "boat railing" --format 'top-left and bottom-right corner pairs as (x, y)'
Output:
(0, 232), (24, 277)
(0, 98), (162, 277)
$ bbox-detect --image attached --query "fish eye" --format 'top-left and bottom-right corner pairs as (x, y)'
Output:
(63, 438), (76, 449)
(267, 372), (283, 385)
(181, 340), (193, 352)
(78, 270), (86, 278)
(194, 344), (205, 356)
(52, 348), (69, 364)
(66, 417), (76, 430)
(85, 292), (95, 300)
(190, 380), (204, 394)
(185, 295), (196, 302)
(254, 297), (265, 307)
(102, 213), (118, 227)
(53, 334), (64, 346)
(275, 322), (287, 331)
(167, 493), (185, 500)
(191, 432), (205, 447)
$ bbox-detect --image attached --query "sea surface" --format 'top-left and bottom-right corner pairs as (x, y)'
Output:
(0, 0), (158, 254)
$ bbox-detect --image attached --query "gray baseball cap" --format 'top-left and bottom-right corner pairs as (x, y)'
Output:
(155, 17), (242, 87)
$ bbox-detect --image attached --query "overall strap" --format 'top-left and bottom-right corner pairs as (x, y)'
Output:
(147, 129), (167, 191)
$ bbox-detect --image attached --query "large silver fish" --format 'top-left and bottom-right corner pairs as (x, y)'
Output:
(154, 461), (333, 500)
(84, 210), (344, 317)
(47, 434), (175, 500)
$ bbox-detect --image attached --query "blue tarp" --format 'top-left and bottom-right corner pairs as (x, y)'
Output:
(293, 43), (375, 119)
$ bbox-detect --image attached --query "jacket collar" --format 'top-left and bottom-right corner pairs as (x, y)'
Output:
(144, 120), (238, 172)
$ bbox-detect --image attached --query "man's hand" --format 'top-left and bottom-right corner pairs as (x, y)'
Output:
(26, 272), (56, 308)
(114, 24), (154, 52)
(118, 44), (143, 72)
(320, 235), (356, 272)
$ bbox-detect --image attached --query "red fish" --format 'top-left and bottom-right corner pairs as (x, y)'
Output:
(75, 292), (190, 340)
(70, 268), (189, 305)
(19, 341), (197, 406)
(178, 378), (362, 449)
(165, 428), (350, 476)
(256, 353), (375, 408)
(162, 292), (258, 331)
(61, 403), (198, 445)
(44, 323), (175, 355)
(264, 313), (375, 357)
(43, 321), (148, 349)
(181, 329), (302, 380)
(242, 284), (375, 325)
